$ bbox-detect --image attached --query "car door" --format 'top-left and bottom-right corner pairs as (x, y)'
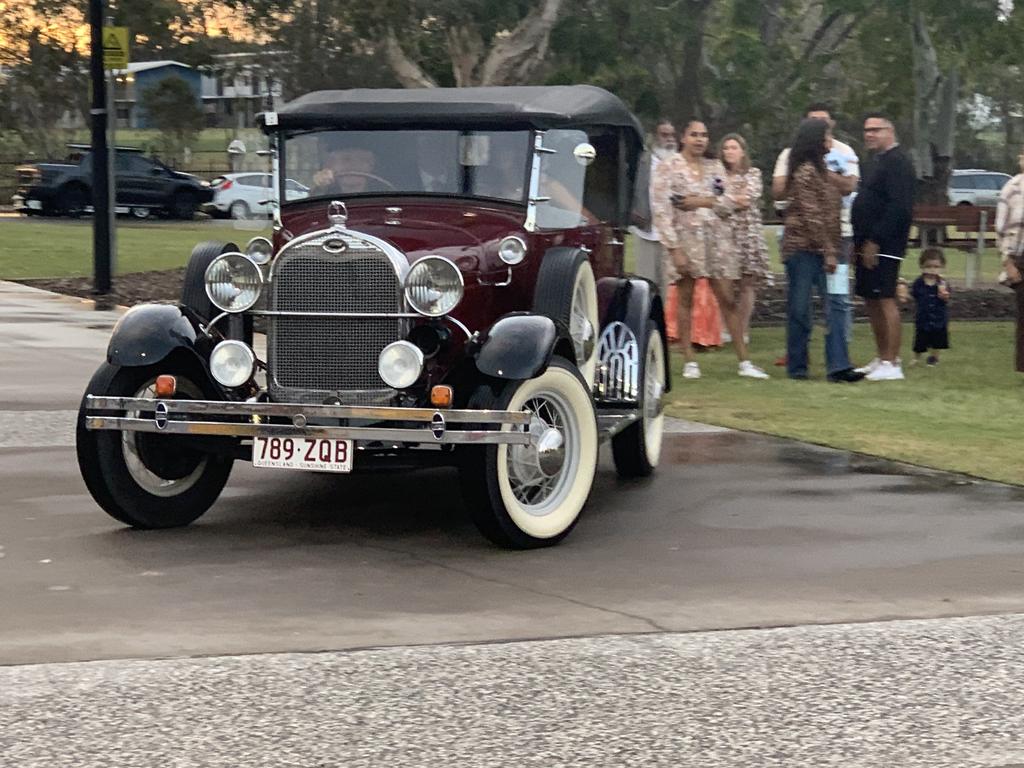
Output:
(115, 154), (163, 208)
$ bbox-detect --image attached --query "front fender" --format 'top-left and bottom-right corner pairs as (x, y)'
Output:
(475, 313), (557, 380)
(106, 304), (201, 367)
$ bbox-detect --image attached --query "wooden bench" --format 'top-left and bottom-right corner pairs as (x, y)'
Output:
(912, 204), (997, 286)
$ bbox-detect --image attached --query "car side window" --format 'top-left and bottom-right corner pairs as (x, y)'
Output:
(982, 175), (1006, 191)
(535, 129), (589, 229)
(133, 156), (158, 174)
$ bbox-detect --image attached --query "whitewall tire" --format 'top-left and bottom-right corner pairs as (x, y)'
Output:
(612, 320), (666, 477)
(460, 357), (598, 548)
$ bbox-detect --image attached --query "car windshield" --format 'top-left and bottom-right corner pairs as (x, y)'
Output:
(284, 129), (532, 203)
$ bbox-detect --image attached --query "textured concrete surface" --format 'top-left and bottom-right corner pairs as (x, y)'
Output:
(4, 615), (1024, 767)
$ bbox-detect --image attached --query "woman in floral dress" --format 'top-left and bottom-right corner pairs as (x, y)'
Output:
(652, 120), (769, 380)
(720, 134), (771, 343)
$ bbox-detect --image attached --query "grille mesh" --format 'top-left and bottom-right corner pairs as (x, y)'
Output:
(268, 235), (403, 405)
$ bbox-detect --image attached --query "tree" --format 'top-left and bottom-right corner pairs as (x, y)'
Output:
(236, 0), (567, 92)
(0, 0), (90, 158)
(138, 76), (204, 162)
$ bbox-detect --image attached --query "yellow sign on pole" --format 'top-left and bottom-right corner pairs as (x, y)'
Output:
(102, 27), (129, 70)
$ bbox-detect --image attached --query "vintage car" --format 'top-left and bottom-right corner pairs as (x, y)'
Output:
(77, 85), (670, 548)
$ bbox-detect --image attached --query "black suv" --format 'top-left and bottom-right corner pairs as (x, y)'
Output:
(13, 144), (213, 219)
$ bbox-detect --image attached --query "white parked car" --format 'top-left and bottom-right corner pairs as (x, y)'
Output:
(948, 169), (1011, 207)
(207, 173), (309, 219)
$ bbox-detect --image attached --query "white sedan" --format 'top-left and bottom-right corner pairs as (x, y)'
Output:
(207, 173), (309, 219)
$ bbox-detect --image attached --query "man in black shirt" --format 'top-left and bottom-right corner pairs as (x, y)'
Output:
(852, 113), (916, 381)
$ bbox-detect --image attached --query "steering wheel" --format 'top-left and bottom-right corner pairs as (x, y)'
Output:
(333, 171), (396, 191)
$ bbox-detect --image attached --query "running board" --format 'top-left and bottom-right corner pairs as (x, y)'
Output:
(596, 410), (641, 439)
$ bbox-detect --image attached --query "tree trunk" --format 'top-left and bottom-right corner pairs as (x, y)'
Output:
(911, 12), (957, 205)
(674, 0), (715, 124)
(476, 0), (566, 86)
(382, 0), (565, 89)
(383, 28), (438, 88)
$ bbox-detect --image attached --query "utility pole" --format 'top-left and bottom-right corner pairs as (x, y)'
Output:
(89, 0), (112, 294)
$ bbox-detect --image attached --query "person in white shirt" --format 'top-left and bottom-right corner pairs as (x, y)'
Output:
(629, 118), (677, 292)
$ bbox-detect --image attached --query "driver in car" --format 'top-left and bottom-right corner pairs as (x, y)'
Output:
(311, 146), (379, 196)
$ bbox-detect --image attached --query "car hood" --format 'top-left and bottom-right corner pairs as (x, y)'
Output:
(279, 198), (528, 274)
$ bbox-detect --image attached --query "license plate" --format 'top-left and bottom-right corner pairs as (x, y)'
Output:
(252, 436), (353, 473)
(27, 199), (42, 210)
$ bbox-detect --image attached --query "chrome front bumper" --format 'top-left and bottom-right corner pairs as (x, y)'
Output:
(83, 396), (532, 445)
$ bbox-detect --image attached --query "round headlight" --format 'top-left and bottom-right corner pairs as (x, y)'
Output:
(245, 236), (274, 265)
(205, 253), (263, 313)
(378, 341), (424, 389)
(498, 236), (527, 265)
(209, 340), (255, 388)
(404, 256), (463, 317)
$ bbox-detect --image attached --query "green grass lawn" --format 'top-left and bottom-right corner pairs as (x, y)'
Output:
(664, 321), (1024, 486)
(0, 218), (271, 279)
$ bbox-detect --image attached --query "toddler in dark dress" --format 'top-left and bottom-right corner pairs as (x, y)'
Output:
(904, 248), (951, 366)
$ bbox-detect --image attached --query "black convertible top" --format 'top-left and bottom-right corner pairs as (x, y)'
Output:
(261, 85), (643, 140)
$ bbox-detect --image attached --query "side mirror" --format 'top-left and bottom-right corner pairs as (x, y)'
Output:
(227, 140), (247, 156)
(150, 167), (163, 176)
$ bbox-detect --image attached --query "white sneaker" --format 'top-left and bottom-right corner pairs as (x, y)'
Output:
(721, 330), (733, 343)
(738, 360), (770, 379)
(865, 360), (905, 381)
(854, 357), (881, 375)
(682, 362), (701, 380)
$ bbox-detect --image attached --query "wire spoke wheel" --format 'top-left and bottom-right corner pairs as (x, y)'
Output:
(121, 377), (208, 497)
(460, 358), (598, 548)
(612, 321), (666, 478)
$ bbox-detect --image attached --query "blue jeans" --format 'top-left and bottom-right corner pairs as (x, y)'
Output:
(785, 251), (853, 378)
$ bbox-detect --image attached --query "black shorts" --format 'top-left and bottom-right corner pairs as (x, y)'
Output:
(855, 254), (902, 299)
(913, 327), (949, 353)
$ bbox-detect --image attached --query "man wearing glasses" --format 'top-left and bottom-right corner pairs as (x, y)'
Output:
(852, 113), (916, 381)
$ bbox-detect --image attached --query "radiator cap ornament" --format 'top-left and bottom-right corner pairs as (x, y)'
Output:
(328, 200), (348, 228)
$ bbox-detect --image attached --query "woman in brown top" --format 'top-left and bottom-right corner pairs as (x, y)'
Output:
(781, 118), (861, 381)
(652, 120), (769, 380)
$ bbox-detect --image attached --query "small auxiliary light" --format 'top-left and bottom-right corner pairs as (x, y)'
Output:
(155, 375), (177, 398)
(430, 385), (454, 408)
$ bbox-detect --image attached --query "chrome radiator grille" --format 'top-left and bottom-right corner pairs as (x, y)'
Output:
(268, 234), (404, 405)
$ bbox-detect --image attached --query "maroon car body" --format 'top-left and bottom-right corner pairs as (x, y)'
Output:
(77, 86), (669, 549)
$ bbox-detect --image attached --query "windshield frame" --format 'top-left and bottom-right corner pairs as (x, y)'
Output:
(278, 128), (533, 209)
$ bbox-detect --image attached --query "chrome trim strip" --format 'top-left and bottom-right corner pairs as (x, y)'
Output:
(84, 417), (530, 445)
(524, 131), (546, 233)
(252, 310), (422, 319)
(444, 315), (472, 339)
(85, 396), (531, 426)
(268, 226), (411, 284)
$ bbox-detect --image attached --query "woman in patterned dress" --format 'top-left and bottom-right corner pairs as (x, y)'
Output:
(720, 134), (771, 343)
(652, 120), (769, 380)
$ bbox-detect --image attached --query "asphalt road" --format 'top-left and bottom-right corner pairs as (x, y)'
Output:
(3, 280), (1024, 766)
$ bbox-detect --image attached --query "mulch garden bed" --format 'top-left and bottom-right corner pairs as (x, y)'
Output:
(17, 271), (1018, 323)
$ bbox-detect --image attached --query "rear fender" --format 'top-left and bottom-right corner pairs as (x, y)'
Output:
(475, 313), (557, 380)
